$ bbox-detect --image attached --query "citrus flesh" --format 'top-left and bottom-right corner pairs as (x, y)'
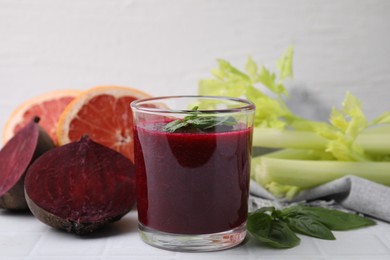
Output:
(2, 90), (81, 145)
(57, 86), (151, 162)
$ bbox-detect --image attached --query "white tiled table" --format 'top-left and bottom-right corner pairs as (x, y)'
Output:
(1, 210), (389, 259)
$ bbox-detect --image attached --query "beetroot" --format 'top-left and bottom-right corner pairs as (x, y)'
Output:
(24, 135), (136, 235)
(0, 117), (54, 210)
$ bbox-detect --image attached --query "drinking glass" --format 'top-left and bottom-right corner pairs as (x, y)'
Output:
(131, 96), (255, 251)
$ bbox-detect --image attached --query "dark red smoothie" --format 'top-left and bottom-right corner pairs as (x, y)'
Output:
(134, 123), (252, 235)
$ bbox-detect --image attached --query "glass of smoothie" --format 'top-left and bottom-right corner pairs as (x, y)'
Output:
(131, 96), (255, 251)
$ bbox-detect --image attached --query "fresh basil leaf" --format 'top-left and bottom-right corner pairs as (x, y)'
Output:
(186, 117), (216, 128)
(285, 214), (335, 240)
(202, 116), (236, 129)
(248, 205), (376, 250)
(247, 210), (300, 249)
(162, 120), (188, 133)
(163, 106), (238, 132)
(247, 210), (272, 235)
(259, 220), (300, 249)
(282, 205), (376, 231)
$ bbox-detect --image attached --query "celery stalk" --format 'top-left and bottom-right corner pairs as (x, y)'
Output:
(252, 155), (390, 195)
(252, 128), (326, 150)
(355, 133), (390, 155)
(253, 148), (332, 161)
(253, 127), (390, 155)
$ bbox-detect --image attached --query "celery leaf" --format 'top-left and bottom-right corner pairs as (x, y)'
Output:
(316, 92), (369, 161)
(276, 45), (294, 81)
(371, 111), (390, 125)
(258, 66), (287, 96)
(245, 56), (259, 82)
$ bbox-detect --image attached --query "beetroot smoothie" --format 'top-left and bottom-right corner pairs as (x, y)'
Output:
(134, 123), (252, 235)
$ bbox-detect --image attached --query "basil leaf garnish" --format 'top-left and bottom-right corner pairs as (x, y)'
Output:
(162, 106), (237, 133)
(247, 208), (300, 249)
(248, 205), (375, 249)
(285, 214), (335, 240)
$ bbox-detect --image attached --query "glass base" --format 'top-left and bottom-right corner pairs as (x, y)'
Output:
(138, 222), (247, 252)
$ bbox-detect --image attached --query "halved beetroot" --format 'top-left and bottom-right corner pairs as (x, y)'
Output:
(0, 117), (54, 210)
(24, 135), (136, 235)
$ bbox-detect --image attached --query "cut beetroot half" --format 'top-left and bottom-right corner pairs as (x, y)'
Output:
(0, 117), (55, 210)
(24, 135), (136, 235)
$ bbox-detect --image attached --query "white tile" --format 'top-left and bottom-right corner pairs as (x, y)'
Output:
(29, 257), (101, 260)
(0, 232), (41, 257)
(0, 212), (47, 232)
(256, 257), (324, 260)
(329, 257), (390, 260)
(373, 221), (390, 234)
(0, 256), (26, 260)
(315, 233), (390, 256)
(327, 255), (390, 260)
(103, 257), (175, 260)
(176, 255), (252, 260)
(246, 234), (321, 257)
(382, 234), (390, 249)
(105, 233), (175, 256)
(32, 231), (106, 256)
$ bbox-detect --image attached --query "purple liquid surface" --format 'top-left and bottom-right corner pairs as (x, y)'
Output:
(134, 123), (252, 235)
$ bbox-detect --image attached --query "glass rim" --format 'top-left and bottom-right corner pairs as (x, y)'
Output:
(130, 95), (256, 114)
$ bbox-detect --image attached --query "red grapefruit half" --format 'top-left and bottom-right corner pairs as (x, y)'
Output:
(56, 86), (151, 162)
(2, 90), (82, 146)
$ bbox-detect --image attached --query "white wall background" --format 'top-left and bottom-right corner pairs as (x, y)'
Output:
(1, 0), (390, 127)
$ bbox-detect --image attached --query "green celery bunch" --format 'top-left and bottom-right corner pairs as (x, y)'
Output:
(198, 47), (390, 199)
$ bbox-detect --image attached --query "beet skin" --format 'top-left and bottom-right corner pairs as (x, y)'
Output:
(0, 117), (54, 210)
(24, 135), (136, 235)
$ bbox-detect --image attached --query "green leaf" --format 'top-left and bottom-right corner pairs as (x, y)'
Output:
(266, 182), (301, 200)
(315, 92), (369, 161)
(198, 46), (295, 131)
(285, 214), (335, 240)
(266, 221), (301, 249)
(162, 106), (237, 133)
(216, 59), (251, 82)
(162, 120), (189, 133)
(247, 210), (300, 249)
(282, 205), (376, 231)
(371, 111), (390, 125)
(246, 56), (258, 82)
(247, 210), (273, 236)
(329, 108), (348, 132)
(342, 92), (367, 137)
(198, 79), (230, 96)
(277, 45), (294, 80)
(257, 66), (287, 95)
(198, 78), (248, 98)
(203, 116), (237, 129)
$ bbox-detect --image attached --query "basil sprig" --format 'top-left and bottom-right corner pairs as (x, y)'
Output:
(162, 106), (237, 133)
(247, 205), (376, 249)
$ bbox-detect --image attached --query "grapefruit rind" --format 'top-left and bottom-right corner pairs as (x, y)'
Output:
(56, 86), (151, 146)
(2, 89), (82, 145)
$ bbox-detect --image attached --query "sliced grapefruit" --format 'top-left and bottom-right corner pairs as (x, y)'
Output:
(2, 89), (82, 146)
(56, 86), (151, 162)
